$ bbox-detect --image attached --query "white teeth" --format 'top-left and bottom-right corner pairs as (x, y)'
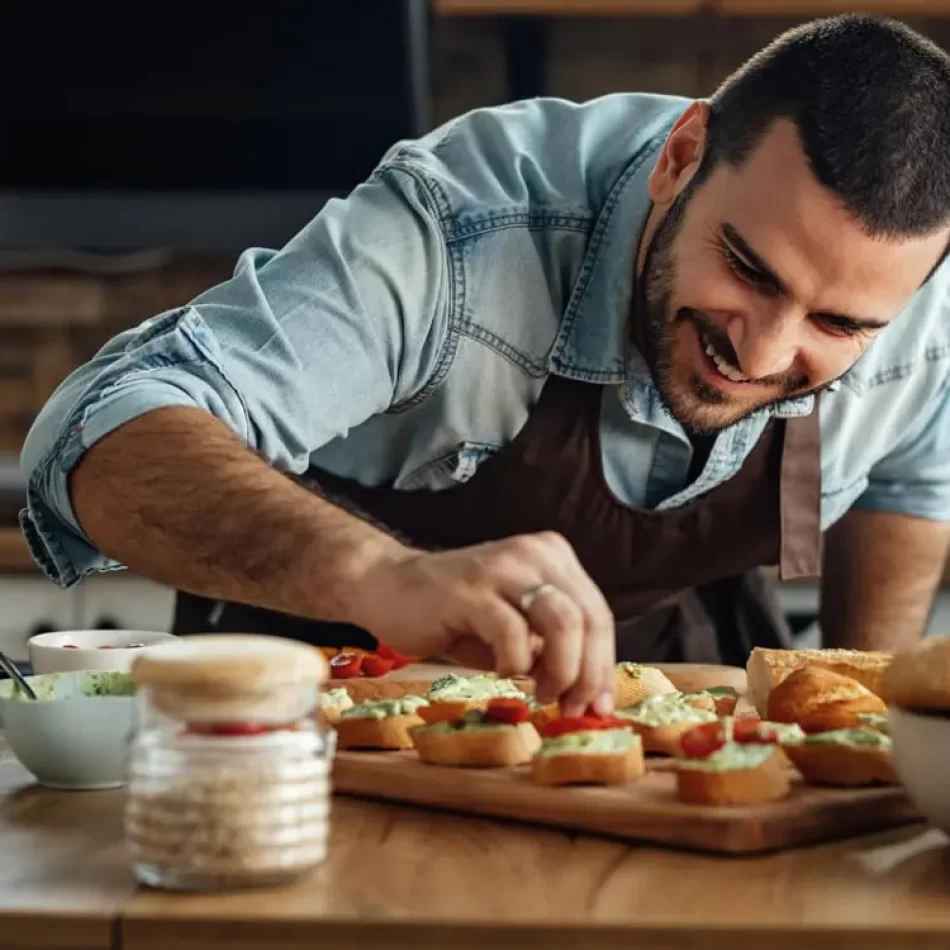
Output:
(701, 332), (750, 382)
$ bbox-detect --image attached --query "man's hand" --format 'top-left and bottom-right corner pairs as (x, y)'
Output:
(353, 532), (616, 717)
(70, 407), (615, 716)
(820, 509), (950, 652)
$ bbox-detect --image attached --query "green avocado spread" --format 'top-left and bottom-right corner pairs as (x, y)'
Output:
(538, 728), (639, 757)
(617, 662), (645, 677)
(802, 726), (891, 750)
(677, 742), (776, 772)
(339, 695), (428, 720)
(618, 694), (717, 728)
(855, 713), (889, 735)
(427, 672), (526, 702)
(319, 687), (353, 711)
(417, 708), (514, 733)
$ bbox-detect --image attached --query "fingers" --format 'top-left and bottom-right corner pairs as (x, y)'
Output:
(497, 532), (616, 715)
(458, 594), (534, 678)
(518, 585), (584, 705)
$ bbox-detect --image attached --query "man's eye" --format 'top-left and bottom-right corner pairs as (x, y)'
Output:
(723, 245), (770, 286)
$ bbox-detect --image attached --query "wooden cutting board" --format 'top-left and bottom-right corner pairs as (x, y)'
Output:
(332, 751), (921, 856)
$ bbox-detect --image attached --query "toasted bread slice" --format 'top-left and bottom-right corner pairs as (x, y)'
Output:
(335, 713), (424, 750)
(747, 647), (891, 716)
(532, 746), (645, 786)
(411, 721), (541, 767)
(882, 637), (950, 712)
(614, 664), (678, 708)
(676, 746), (791, 805)
(783, 736), (898, 787)
(767, 667), (886, 732)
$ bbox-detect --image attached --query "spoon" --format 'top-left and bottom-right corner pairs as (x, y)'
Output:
(0, 650), (36, 700)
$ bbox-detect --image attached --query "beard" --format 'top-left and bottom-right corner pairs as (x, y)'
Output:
(634, 186), (816, 436)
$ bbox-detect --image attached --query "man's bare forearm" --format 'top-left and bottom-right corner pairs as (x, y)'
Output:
(820, 509), (950, 652)
(69, 407), (409, 625)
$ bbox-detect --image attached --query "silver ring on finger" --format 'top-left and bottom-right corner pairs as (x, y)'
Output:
(518, 582), (559, 614)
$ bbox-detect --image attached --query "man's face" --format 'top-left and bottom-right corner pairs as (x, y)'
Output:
(639, 114), (950, 435)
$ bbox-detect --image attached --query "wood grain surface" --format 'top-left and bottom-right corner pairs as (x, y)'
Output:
(121, 796), (950, 950)
(0, 760), (134, 949)
(0, 744), (947, 950)
(332, 749), (920, 855)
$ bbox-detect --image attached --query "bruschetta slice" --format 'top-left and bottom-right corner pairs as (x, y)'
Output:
(334, 696), (428, 750)
(411, 698), (540, 767)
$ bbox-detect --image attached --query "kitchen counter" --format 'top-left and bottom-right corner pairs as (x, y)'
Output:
(2, 751), (950, 950)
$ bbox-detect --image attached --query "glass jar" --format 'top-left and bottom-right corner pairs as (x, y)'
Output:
(124, 634), (335, 892)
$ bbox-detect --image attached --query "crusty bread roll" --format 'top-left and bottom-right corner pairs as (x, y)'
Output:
(881, 637), (950, 711)
(411, 722), (541, 767)
(767, 667), (886, 733)
(746, 647), (892, 716)
(531, 745), (644, 786)
(676, 749), (790, 805)
(335, 713), (424, 750)
(784, 741), (897, 787)
(614, 664), (678, 709)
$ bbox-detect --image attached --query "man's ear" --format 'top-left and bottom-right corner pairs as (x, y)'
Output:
(647, 100), (711, 207)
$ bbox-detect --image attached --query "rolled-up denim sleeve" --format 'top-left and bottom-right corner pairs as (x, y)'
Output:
(19, 163), (449, 587)
(854, 379), (950, 521)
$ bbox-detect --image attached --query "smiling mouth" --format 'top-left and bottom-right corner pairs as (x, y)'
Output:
(698, 327), (756, 384)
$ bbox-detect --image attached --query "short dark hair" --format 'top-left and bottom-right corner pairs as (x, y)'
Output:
(699, 14), (950, 239)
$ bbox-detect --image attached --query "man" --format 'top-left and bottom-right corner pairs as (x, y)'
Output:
(19, 14), (950, 716)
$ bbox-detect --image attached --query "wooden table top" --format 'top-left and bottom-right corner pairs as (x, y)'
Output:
(2, 748), (950, 950)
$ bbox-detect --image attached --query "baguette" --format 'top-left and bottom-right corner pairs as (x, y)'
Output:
(747, 647), (892, 716)
(411, 721), (541, 767)
(783, 728), (897, 786)
(614, 663), (678, 708)
(676, 745), (790, 805)
(335, 713), (425, 750)
(881, 637), (950, 712)
(767, 667), (886, 733)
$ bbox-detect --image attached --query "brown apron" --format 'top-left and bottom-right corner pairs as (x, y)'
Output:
(173, 374), (822, 665)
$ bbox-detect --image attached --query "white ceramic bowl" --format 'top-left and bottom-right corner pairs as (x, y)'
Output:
(28, 629), (179, 674)
(0, 670), (136, 790)
(888, 704), (950, 832)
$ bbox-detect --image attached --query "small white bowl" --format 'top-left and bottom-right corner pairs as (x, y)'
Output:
(0, 670), (136, 790)
(889, 704), (950, 833)
(28, 629), (179, 674)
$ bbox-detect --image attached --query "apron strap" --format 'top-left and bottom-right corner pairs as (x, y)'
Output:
(778, 405), (823, 581)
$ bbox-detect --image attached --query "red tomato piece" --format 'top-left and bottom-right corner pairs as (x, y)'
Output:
(679, 721), (727, 759)
(329, 652), (363, 678)
(733, 718), (781, 744)
(186, 722), (275, 737)
(540, 715), (612, 738)
(375, 643), (412, 669)
(484, 698), (530, 724)
(361, 654), (395, 677)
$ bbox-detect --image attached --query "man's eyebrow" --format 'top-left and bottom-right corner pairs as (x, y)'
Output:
(720, 222), (890, 330)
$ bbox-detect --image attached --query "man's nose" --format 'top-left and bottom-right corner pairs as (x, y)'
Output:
(727, 308), (799, 380)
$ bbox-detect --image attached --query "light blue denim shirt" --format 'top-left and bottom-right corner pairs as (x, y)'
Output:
(19, 93), (950, 588)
